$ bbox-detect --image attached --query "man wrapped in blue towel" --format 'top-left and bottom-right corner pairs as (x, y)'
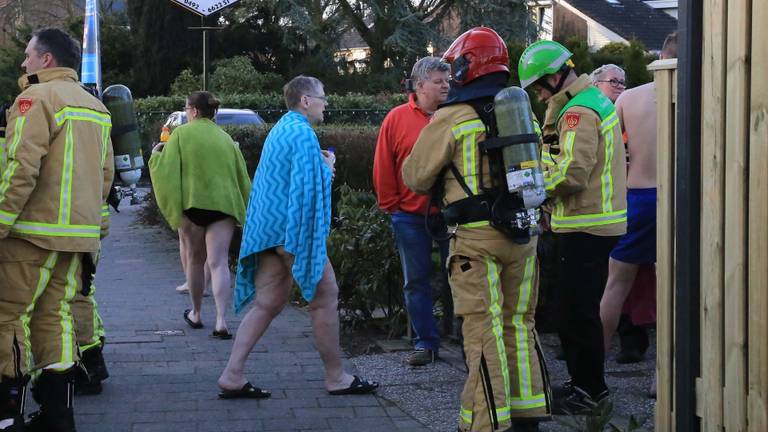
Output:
(217, 76), (378, 399)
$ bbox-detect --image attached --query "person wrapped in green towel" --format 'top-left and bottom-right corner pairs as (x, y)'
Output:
(148, 91), (251, 339)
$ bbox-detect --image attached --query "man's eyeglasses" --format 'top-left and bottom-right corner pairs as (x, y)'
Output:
(305, 94), (328, 102)
(597, 78), (626, 89)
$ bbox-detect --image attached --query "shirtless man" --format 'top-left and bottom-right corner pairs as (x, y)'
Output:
(599, 33), (677, 359)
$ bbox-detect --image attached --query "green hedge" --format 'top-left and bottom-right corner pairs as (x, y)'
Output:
(225, 124), (379, 192)
(327, 185), (405, 332)
(135, 93), (402, 162)
(135, 92), (406, 112)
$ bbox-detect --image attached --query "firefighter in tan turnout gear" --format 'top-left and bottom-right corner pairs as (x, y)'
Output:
(0, 28), (113, 432)
(403, 27), (550, 432)
(518, 40), (627, 413)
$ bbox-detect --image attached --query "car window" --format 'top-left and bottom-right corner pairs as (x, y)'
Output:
(215, 112), (264, 126)
(164, 110), (264, 132)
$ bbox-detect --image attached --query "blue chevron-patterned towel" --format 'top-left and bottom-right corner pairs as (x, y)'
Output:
(233, 111), (332, 313)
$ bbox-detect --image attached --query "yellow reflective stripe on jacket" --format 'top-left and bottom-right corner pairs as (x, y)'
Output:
(496, 406), (511, 422)
(459, 405), (511, 425)
(544, 130), (576, 191)
(58, 120), (75, 225)
(0, 209), (17, 225)
(512, 256), (536, 403)
(533, 119), (542, 137)
(509, 394), (547, 409)
(460, 406), (472, 424)
(54, 107), (111, 127)
(451, 120), (485, 139)
(21, 251), (59, 370)
(100, 125), (110, 167)
(452, 120), (485, 196)
(551, 209), (627, 229)
(600, 113), (617, 213)
(101, 204), (109, 218)
(0, 116), (27, 204)
(462, 134), (479, 194)
(59, 256), (79, 365)
(485, 257), (512, 409)
(10, 220), (101, 238)
(600, 111), (619, 134)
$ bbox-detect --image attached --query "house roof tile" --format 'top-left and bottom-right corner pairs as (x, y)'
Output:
(563, 0), (677, 51)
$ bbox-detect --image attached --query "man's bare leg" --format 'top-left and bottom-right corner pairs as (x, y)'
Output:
(218, 251), (292, 391)
(600, 258), (640, 351)
(308, 260), (355, 392)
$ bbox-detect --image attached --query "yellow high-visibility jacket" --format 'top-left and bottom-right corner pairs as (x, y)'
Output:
(541, 75), (627, 236)
(0, 67), (113, 252)
(402, 103), (491, 208)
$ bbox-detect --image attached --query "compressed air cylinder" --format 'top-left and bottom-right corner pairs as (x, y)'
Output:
(493, 86), (546, 209)
(102, 85), (144, 187)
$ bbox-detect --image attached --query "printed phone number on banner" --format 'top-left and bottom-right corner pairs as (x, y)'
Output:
(207, 0), (233, 12)
(177, 0), (201, 10)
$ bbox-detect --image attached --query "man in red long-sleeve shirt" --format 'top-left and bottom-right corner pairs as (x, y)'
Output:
(373, 57), (450, 366)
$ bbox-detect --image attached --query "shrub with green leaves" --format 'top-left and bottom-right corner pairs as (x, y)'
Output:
(555, 396), (645, 432)
(169, 56), (284, 96)
(327, 185), (405, 333)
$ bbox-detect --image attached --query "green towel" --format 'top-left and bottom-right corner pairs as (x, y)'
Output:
(148, 118), (251, 229)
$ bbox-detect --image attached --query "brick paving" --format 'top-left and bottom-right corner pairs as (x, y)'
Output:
(75, 201), (429, 432)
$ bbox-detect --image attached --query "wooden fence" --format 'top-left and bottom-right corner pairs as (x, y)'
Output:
(652, 1), (768, 429)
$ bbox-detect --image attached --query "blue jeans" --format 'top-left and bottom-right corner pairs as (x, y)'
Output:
(391, 211), (448, 351)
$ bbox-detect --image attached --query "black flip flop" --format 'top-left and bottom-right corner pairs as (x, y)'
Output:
(327, 375), (379, 396)
(218, 382), (271, 399)
(211, 329), (232, 340)
(183, 309), (203, 329)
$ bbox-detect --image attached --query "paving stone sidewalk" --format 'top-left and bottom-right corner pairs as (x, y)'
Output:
(75, 201), (429, 432)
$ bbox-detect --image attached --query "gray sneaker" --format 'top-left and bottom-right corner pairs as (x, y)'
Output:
(406, 348), (437, 366)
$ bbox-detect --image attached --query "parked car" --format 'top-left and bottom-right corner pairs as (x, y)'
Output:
(163, 108), (265, 130)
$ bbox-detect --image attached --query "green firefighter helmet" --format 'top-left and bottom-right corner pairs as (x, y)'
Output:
(518, 40), (573, 89)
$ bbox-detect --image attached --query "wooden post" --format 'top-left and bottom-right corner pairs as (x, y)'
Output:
(723, 0), (751, 429)
(700, 0), (726, 428)
(748, 0), (768, 429)
(649, 58), (678, 432)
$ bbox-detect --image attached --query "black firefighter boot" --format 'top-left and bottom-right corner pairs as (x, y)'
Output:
(26, 368), (77, 432)
(75, 344), (109, 395)
(0, 375), (29, 432)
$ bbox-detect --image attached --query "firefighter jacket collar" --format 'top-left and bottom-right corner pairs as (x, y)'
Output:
(441, 72), (508, 107)
(18, 67), (78, 91)
(543, 74), (592, 127)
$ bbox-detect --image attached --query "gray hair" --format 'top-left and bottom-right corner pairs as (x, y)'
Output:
(410, 56), (450, 87)
(589, 64), (625, 85)
(283, 75), (324, 109)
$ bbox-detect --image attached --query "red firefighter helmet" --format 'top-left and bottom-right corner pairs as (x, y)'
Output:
(442, 27), (510, 86)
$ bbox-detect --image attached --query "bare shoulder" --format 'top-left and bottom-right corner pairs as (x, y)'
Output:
(616, 82), (655, 106)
